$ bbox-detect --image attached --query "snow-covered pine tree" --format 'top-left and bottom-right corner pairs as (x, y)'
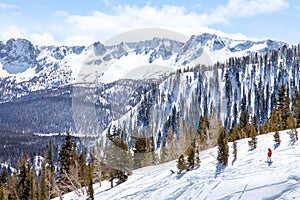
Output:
(286, 114), (298, 142)
(287, 130), (297, 142)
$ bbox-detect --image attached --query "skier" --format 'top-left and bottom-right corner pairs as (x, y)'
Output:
(267, 148), (272, 162)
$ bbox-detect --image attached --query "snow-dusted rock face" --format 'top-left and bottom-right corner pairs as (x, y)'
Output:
(0, 38), (38, 73)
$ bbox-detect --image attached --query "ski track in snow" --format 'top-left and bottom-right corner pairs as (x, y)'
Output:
(56, 130), (300, 200)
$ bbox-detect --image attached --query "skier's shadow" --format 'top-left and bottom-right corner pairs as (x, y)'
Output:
(274, 143), (280, 150)
(267, 161), (273, 166)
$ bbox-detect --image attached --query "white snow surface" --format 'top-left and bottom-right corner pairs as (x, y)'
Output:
(55, 130), (300, 200)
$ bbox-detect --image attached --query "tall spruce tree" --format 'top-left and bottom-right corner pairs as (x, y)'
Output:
(47, 139), (55, 174)
(40, 152), (49, 200)
(17, 154), (31, 200)
(217, 127), (229, 166)
(46, 139), (55, 199)
(58, 133), (77, 193)
(58, 133), (75, 177)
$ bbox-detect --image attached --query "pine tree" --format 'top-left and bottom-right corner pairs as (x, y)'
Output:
(78, 149), (87, 186)
(248, 124), (258, 149)
(7, 175), (18, 200)
(186, 145), (195, 169)
(133, 137), (147, 168)
(177, 154), (187, 173)
(160, 140), (172, 164)
(87, 163), (94, 200)
(194, 149), (201, 168)
(58, 133), (77, 193)
(287, 129), (297, 142)
(232, 141), (237, 161)
(240, 110), (248, 128)
(275, 84), (291, 130)
(292, 89), (300, 128)
(40, 153), (49, 200)
(217, 127), (229, 166)
(47, 139), (55, 174)
(273, 131), (281, 145)
(58, 133), (75, 177)
(105, 136), (131, 188)
(17, 154), (31, 200)
(29, 169), (36, 200)
(45, 139), (55, 199)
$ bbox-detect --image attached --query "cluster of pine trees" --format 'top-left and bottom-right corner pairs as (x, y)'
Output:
(0, 134), (95, 200)
(175, 83), (300, 173)
(218, 84), (300, 167)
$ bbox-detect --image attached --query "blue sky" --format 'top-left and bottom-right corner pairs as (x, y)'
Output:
(0, 0), (299, 45)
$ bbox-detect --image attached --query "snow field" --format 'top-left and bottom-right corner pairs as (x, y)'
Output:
(57, 129), (300, 200)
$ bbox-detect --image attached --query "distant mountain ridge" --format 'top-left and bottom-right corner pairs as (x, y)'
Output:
(0, 33), (287, 91)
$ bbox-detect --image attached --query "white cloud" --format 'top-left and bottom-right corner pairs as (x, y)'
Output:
(0, 0), (289, 45)
(0, 3), (14, 9)
(29, 32), (59, 46)
(210, 0), (289, 24)
(0, 26), (27, 42)
(62, 35), (96, 46)
(102, 0), (110, 7)
(58, 5), (216, 44)
(59, 2), (286, 45)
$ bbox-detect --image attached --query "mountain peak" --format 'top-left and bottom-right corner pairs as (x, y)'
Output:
(0, 38), (38, 74)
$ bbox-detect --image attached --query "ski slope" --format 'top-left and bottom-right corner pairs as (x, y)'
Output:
(57, 129), (300, 200)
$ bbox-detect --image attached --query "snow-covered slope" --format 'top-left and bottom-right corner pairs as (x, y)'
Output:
(57, 130), (300, 200)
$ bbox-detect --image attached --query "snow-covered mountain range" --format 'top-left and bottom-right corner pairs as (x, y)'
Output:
(0, 33), (285, 96)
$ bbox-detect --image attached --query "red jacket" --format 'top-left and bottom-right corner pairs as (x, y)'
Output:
(268, 149), (272, 157)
